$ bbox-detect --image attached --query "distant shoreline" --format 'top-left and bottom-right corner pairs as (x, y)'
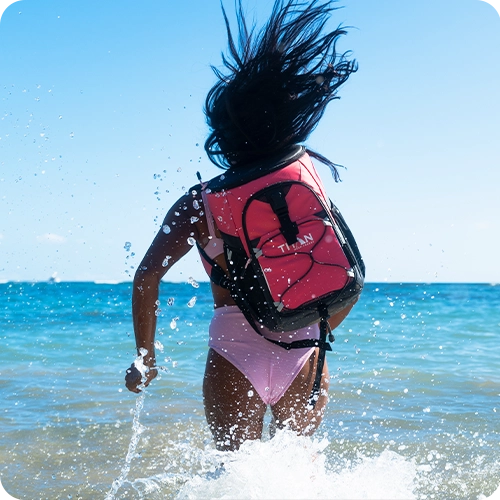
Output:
(1, 280), (498, 286)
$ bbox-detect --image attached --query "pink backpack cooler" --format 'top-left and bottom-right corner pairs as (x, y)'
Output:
(198, 146), (365, 354)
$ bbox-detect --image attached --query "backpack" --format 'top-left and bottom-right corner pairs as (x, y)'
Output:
(197, 145), (365, 405)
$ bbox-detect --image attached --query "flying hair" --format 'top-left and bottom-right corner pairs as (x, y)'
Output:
(204, 0), (358, 181)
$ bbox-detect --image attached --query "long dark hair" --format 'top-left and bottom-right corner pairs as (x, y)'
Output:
(204, 0), (357, 180)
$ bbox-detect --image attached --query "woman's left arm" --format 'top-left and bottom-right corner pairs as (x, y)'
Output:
(125, 187), (204, 393)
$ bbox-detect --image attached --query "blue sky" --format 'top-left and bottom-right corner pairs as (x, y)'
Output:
(1, 0), (499, 283)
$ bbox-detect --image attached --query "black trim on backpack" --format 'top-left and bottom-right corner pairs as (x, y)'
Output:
(207, 145), (305, 192)
(330, 201), (366, 278)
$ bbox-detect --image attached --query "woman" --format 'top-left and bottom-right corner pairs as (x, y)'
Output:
(125, 0), (358, 452)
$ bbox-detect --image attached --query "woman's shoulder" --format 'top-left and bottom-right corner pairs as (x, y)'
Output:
(170, 183), (203, 208)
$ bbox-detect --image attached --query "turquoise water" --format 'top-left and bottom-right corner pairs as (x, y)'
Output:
(0, 282), (499, 499)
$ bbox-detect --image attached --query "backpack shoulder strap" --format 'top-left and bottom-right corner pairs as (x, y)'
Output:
(196, 241), (232, 291)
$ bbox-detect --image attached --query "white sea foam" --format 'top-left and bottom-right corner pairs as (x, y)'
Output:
(177, 431), (417, 500)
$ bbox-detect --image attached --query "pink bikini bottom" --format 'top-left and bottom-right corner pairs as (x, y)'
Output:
(208, 305), (319, 406)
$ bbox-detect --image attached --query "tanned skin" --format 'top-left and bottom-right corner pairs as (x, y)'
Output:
(125, 185), (356, 451)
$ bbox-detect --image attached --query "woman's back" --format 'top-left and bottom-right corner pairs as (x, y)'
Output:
(126, 0), (360, 452)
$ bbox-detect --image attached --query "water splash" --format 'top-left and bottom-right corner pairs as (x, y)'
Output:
(177, 431), (418, 499)
(105, 353), (149, 500)
(188, 277), (199, 289)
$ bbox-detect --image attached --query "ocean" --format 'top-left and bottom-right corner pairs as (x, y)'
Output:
(0, 281), (499, 499)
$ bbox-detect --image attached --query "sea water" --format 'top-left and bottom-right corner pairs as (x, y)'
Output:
(0, 282), (499, 499)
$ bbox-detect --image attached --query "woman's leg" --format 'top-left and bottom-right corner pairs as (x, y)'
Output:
(270, 348), (329, 436)
(203, 348), (267, 451)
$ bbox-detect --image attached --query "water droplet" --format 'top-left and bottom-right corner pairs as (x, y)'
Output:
(187, 296), (197, 308)
(162, 256), (172, 267)
(187, 237), (196, 246)
(162, 224), (171, 234)
(124, 242), (132, 252)
(170, 317), (178, 329)
(154, 340), (164, 352)
(167, 297), (174, 306)
(247, 390), (254, 397)
(188, 277), (200, 288)
(190, 216), (199, 223)
(193, 199), (200, 210)
(174, 211), (180, 216)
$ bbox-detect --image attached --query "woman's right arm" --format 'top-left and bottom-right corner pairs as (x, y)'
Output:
(125, 187), (205, 393)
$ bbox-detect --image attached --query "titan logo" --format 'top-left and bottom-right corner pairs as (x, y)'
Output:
(277, 233), (314, 253)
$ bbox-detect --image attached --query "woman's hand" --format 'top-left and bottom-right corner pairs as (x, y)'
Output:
(125, 362), (158, 393)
